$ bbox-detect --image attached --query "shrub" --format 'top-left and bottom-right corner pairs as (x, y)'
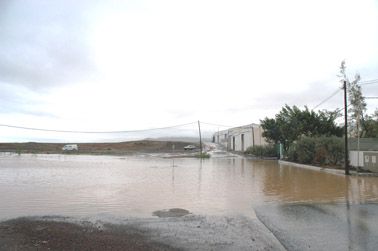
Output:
(196, 152), (210, 158)
(320, 136), (344, 165)
(16, 146), (22, 155)
(245, 145), (277, 157)
(314, 144), (327, 165)
(286, 144), (298, 162)
(286, 136), (344, 166)
(296, 137), (316, 164)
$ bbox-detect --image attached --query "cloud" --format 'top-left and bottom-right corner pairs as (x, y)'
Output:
(0, 1), (97, 89)
(0, 82), (58, 118)
(1, 0), (378, 142)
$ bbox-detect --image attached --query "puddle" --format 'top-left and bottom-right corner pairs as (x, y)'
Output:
(153, 208), (191, 218)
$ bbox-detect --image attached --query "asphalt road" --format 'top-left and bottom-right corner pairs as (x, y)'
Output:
(255, 203), (378, 251)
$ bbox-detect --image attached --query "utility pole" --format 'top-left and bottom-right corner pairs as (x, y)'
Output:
(357, 111), (360, 174)
(344, 80), (350, 175)
(198, 120), (202, 154)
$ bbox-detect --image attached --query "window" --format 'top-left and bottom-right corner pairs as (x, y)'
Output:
(365, 155), (370, 163)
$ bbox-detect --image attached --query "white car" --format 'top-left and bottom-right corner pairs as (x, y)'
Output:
(62, 144), (78, 151)
(184, 145), (196, 150)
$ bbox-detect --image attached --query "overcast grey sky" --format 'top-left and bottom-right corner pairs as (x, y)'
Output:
(1, 0), (378, 142)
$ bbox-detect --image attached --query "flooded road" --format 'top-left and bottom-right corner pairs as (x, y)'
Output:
(1, 153), (378, 220)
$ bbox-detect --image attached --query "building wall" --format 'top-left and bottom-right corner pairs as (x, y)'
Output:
(213, 124), (267, 152)
(350, 151), (364, 168)
(350, 150), (378, 173)
(252, 126), (266, 146)
(364, 152), (378, 172)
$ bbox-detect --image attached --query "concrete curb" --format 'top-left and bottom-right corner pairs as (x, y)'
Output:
(278, 160), (346, 176)
(278, 160), (378, 177)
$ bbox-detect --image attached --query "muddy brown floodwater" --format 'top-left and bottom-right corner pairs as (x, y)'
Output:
(1, 153), (378, 221)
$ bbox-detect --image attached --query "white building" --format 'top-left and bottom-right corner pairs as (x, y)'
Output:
(213, 124), (267, 152)
(349, 138), (378, 173)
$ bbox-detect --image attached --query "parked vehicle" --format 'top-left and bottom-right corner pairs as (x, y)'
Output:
(62, 144), (78, 151)
(184, 145), (196, 150)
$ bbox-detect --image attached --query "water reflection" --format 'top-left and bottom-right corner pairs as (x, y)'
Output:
(0, 154), (378, 220)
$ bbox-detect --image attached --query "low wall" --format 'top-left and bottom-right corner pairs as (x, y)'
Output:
(350, 150), (378, 173)
(349, 151), (364, 168)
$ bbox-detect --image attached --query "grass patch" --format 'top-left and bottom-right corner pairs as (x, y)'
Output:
(196, 152), (210, 158)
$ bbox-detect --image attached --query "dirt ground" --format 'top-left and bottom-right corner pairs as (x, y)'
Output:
(0, 218), (178, 251)
(0, 140), (199, 155)
(0, 214), (286, 251)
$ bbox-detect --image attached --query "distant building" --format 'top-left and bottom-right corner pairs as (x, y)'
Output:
(212, 124), (267, 152)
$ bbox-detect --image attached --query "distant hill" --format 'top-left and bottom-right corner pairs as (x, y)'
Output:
(147, 137), (212, 143)
(0, 140), (200, 155)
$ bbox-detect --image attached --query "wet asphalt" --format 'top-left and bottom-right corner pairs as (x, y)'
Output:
(255, 203), (378, 251)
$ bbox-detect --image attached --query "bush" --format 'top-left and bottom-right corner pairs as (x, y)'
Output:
(286, 143), (298, 162)
(196, 152), (210, 158)
(286, 136), (344, 165)
(317, 136), (344, 165)
(296, 137), (316, 164)
(16, 146), (22, 155)
(245, 145), (277, 157)
(314, 143), (327, 164)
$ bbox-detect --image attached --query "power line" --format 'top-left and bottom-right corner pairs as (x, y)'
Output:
(333, 97), (377, 114)
(335, 103), (352, 113)
(360, 79), (378, 86)
(312, 87), (342, 110)
(200, 122), (236, 128)
(360, 78), (378, 83)
(361, 82), (378, 86)
(0, 121), (197, 134)
(312, 78), (378, 111)
(361, 78), (378, 83)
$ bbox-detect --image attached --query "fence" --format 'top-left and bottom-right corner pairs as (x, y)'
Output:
(349, 138), (378, 151)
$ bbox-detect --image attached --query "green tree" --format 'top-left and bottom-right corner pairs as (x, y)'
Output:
(363, 109), (378, 138)
(339, 60), (367, 137)
(261, 105), (342, 151)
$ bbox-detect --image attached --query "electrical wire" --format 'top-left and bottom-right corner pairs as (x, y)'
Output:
(200, 122), (236, 128)
(335, 103), (352, 114)
(312, 88), (342, 110)
(311, 77), (377, 111)
(0, 121), (197, 134)
(2, 79), (375, 134)
(360, 79), (378, 86)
